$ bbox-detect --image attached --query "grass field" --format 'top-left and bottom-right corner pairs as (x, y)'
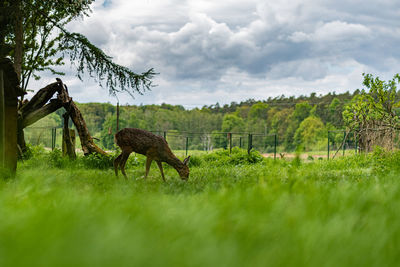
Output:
(1, 147), (400, 266)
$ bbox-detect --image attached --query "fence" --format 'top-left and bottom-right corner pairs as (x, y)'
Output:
(149, 131), (278, 158)
(23, 127), (278, 158)
(27, 127), (400, 160)
(327, 130), (358, 159)
(24, 126), (63, 150)
(327, 129), (400, 159)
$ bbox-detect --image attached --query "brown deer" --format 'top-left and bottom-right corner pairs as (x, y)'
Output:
(114, 128), (190, 181)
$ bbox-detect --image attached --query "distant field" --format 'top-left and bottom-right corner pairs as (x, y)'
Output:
(1, 149), (400, 267)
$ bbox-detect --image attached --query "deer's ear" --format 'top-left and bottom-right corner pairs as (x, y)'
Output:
(183, 156), (191, 165)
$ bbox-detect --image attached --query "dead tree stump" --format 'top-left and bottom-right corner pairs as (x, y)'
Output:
(62, 112), (76, 160)
(0, 58), (24, 175)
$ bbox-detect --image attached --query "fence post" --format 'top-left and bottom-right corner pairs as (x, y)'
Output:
(274, 134), (277, 160)
(247, 134), (252, 154)
(239, 137), (242, 148)
(327, 131), (330, 160)
(343, 131), (346, 157)
(163, 131), (167, 140)
(185, 136), (189, 156)
(228, 132), (232, 154)
(51, 127), (55, 150)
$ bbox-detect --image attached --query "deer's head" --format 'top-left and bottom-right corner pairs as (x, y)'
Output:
(178, 156), (191, 180)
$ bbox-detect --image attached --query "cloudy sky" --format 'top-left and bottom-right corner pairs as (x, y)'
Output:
(32, 0), (400, 108)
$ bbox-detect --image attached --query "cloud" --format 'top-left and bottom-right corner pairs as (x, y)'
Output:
(27, 0), (400, 108)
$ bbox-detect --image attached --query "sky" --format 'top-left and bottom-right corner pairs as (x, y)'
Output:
(30, 0), (400, 108)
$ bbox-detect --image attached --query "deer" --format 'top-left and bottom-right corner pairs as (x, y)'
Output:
(114, 128), (190, 181)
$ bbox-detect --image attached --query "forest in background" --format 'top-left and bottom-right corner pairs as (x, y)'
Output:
(27, 89), (375, 152)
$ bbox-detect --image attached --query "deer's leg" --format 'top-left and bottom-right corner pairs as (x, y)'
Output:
(156, 161), (166, 182)
(113, 154), (123, 177)
(120, 152), (130, 179)
(145, 157), (152, 179)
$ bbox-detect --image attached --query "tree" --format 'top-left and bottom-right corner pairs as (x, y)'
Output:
(343, 73), (400, 152)
(294, 116), (326, 151)
(100, 113), (127, 150)
(292, 102), (312, 122)
(221, 114), (245, 133)
(329, 97), (343, 127)
(2, 1), (156, 155)
(248, 102), (269, 120)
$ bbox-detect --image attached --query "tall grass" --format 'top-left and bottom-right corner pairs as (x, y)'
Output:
(1, 148), (400, 266)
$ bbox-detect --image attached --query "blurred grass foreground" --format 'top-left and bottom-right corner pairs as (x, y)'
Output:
(1, 147), (400, 267)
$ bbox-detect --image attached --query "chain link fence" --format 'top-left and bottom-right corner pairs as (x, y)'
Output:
(24, 126), (63, 150)
(327, 129), (400, 159)
(26, 127), (400, 159)
(23, 127), (278, 157)
(150, 131), (278, 158)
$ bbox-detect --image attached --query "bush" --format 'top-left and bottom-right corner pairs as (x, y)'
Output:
(187, 155), (203, 167)
(371, 146), (400, 174)
(202, 147), (264, 166)
(48, 148), (70, 168)
(79, 153), (114, 170)
(21, 144), (46, 160)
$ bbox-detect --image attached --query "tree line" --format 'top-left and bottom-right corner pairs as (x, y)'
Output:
(30, 90), (372, 151)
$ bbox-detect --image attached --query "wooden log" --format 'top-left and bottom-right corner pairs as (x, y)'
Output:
(63, 100), (106, 155)
(20, 82), (62, 117)
(62, 113), (76, 160)
(57, 79), (106, 155)
(17, 77), (106, 156)
(22, 99), (63, 128)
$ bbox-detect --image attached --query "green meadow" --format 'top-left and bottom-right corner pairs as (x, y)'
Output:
(1, 147), (400, 267)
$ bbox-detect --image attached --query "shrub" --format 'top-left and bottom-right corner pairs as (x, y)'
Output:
(21, 144), (46, 160)
(79, 153), (114, 170)
(48, 148), (70, 168)
(202, 147), (264, 166)
(187, 155), (203, 167)
(371, 146), (400, 174)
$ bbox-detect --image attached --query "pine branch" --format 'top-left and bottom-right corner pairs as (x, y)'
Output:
(59, 31), (157, 97)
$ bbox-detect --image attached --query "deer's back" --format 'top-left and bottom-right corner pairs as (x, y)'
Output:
(115, 128), (170, 157)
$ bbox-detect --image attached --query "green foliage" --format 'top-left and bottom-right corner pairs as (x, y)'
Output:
(371, 146), (400, 175)
(21, 143), (45, 160)
(294, 116), (326, 150)
(186, 155), (203, 167)
(343, 73), (400, 130)
(7, 0), (156, 96)
(211, 130), (227, 149)
(166, 130), (184, 150)
(5, 152), (400, 266)
(47, 148), (70, 168)
(293, 102), (312, 122)
(248, 102), (269, 120)
(221, 114), (245, 133)
(24, 87), (366, 153)
(7, 0), (94, 90)
(59, 32), (157, 96)
(202, 147), (264, 166)
(100, 113), (127, 150)
(79, 153), (114, 170)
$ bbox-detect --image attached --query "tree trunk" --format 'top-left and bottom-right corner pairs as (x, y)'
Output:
(57, 79), (106, 155)
(62, 112), (76, 159)
(17, 81), (62, 153)
(17, 79), (107, 156)
(62, 99), (106, 155)
(22, 99), (62, 128)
